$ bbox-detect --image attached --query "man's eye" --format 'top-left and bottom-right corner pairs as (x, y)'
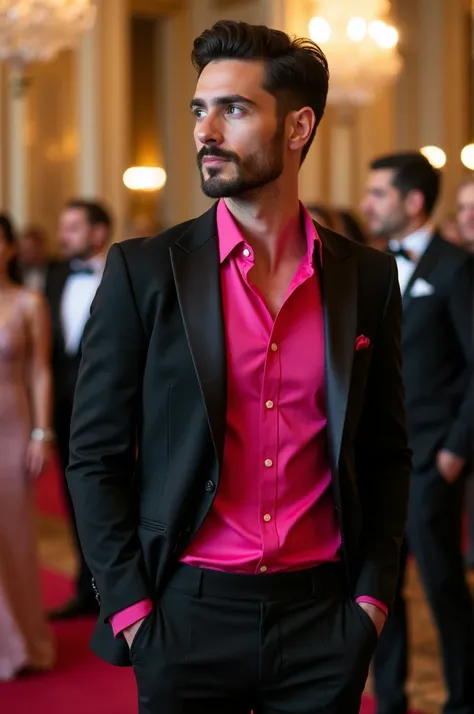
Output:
(192, 108), (206, 119)
(228, 105), (244, 116)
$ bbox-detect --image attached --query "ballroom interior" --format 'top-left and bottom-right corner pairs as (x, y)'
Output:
(1, 1), (474, 714)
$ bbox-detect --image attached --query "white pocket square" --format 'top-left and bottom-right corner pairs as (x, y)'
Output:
(410, 278), (435, 297)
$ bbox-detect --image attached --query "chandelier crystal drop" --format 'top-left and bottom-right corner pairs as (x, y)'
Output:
(0, 0), (96, 66)
(309, 0), (402, 106)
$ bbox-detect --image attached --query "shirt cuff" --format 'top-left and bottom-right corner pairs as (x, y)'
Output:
(109, 598), (153, 638)
(355, 596), (388, 618)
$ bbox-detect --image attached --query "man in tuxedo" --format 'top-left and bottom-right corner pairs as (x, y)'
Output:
(67, 21), (411, 714)
(362, 152), (474, 714)
(46, 199), (111, 619)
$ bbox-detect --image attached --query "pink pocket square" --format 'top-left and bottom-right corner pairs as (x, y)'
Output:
(355, 335), (370, 351)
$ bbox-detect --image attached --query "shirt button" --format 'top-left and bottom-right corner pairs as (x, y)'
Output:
(260, 565), (268, 573)
(265, 400), (274, 409)
(264, 459), (273, 468)
(242, 248), (250, 257)
(271, 343), (278, 352)
(263, 513), (272, 523)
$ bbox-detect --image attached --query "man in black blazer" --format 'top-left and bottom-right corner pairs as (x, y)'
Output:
(67, 21), (411, 714)
(46, 199), (111, 619)
(362, 152), (474, 714)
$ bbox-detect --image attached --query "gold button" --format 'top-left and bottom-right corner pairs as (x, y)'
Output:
(243, 248), (250, 257)
(265, 400), (274, 409)
(264, 459), (273, 467)
(271, 343), (278, 352)
(263, 513), (272, 522)
(260, 565), (268, 573)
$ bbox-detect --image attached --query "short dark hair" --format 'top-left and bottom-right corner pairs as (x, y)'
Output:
(191, 20), (329, 162)
(66, 199), (112, 233)
(370, 152), (441, 216)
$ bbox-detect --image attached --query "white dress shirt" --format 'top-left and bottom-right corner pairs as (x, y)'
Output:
(61, 256), (105, 355)
(388, 223), (434, 296)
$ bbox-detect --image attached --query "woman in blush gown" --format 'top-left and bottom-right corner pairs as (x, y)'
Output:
(0, 214), (55, 680)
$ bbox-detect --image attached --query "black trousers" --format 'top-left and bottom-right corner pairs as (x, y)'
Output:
(130, 562), (378, 714)
(55, 406), (95, 606)
(373, 465), (474, 714)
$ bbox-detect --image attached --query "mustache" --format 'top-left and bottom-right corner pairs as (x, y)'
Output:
(197, 147), (239, 166)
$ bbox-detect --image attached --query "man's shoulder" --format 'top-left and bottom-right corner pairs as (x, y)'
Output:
(118, 217), (197, 259)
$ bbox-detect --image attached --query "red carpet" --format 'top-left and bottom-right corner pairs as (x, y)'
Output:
(0, 568), (137, 714)
(35, 453), (68, 520)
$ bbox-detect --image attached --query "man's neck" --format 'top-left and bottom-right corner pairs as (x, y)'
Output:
(390, 217), (429, 243)
(223, 184), (306, 273)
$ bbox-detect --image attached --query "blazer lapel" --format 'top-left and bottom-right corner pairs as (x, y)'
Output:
(169, 205), (227, 467)
(318, 227), (358, 469)
(402, 233), (441, 312)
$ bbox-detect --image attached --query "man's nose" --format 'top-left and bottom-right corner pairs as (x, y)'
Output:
(196, 114), (224, 146)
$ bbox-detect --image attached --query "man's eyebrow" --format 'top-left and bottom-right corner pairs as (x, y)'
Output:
(190, 94), (257, 109)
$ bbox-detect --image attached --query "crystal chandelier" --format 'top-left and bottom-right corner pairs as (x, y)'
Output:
(308, 0), (402, 106)
(0, 0), (96, 67)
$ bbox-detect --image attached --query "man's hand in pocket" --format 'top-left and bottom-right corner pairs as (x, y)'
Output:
(123, 616), (148, 649)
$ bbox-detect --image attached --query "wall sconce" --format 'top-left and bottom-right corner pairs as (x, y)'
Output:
(123, 166), (167, 191)
(419, 146), (446, 169)
(461, 144), (474, 170)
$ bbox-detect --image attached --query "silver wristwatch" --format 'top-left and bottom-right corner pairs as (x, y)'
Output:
(31, 428), (56, 442)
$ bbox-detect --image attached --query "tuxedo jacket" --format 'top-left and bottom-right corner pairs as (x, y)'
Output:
(67, 204), (412, 666)
(400, 233), (474, 472)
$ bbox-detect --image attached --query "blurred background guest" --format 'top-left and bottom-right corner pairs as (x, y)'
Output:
(338, 208), (367, 244)
(306, 202), (340, 230)
(361, 153), (474, 714)
(46, 200), (112, 620)
(17, 226), (58, 293)
(440, 213), (463, 248)
(0, 213), (55, 680)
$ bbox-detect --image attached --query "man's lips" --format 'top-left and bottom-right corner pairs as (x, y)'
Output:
(202, 156), (229, 165)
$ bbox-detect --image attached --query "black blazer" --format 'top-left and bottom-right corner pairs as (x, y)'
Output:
(67, 205), (412, 666)
(400, 233), (474, 471)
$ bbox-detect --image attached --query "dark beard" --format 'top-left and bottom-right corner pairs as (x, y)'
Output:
(197, 124), (285, 199)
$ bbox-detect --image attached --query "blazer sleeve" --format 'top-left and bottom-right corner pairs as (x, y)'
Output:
(354, 256), (412, 610)
(67, 243), (151, 622)
(442, 255), (474, 462)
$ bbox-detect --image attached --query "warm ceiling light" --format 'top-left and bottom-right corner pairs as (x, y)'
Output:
(420, 146), (446, 169)
(308, 16), (332, 43)
(123, 166), (167, 191)
(346, 17), (367, 42)
(461, 144), (474, 170)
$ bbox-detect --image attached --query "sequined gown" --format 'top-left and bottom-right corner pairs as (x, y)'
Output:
(0, 290), (54, 680)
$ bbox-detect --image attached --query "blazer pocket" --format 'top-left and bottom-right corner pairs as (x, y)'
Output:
(138, 518), (168, 534)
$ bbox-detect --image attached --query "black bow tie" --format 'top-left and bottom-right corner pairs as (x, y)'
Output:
(388, 246), (414, 262)
(70, 261), (94, 276)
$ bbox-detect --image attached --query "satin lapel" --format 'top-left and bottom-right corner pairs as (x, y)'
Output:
(318, 227), (358, 469)
(169, 205), (227, 467)
(402, 234), (441, 312)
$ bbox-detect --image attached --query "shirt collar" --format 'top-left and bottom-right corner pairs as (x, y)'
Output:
(388, 222), (434, 261)
(216, 199), (322, 265)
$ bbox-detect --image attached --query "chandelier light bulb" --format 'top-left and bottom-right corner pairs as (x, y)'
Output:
(308, 16), (332, 44)
(346, 17), (367, 42)
(420, 146), (446, 169)
(461, 144), (474, 170)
